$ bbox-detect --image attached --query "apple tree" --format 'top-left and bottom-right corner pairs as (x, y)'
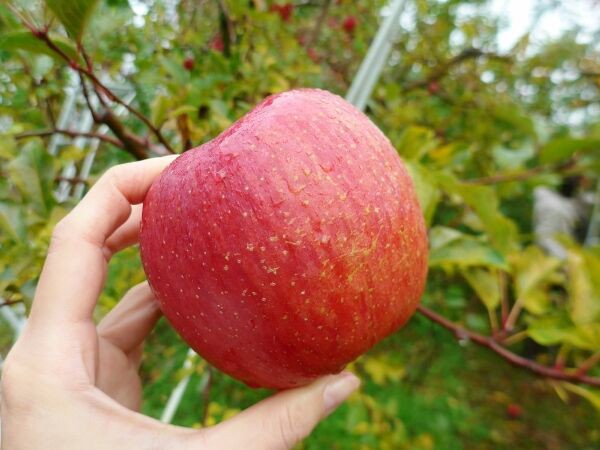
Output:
(0, 0), (599, 448)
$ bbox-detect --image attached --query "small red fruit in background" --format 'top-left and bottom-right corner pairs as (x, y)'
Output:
(270, 3), (294, 22)
(183, 56), (194, 71)
(506, 403), (523, 419)
(210, 34), (224, 53)
(307, 47), (319, 63)
(140, 89), (428, 389)
(342, 16), (358, 34)
(427, 81), (441, 95)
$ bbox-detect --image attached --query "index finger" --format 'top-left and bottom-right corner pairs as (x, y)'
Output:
(29, 155), (177, 327)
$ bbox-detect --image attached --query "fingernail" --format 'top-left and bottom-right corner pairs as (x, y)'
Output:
(323, 372), (360, 415)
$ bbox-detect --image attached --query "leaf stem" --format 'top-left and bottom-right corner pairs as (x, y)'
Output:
(576, 351), (600, 376)
(503, 296), (524, 332)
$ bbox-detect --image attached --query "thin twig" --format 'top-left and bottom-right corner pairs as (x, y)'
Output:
(45, 98), (57, 128)
(503, 296), (524, 332)
(55, 175), (90, 185)
(0, 299), (23, 308)
(305, 0), (332, 49)
(501, 330), (528, 346)
(465, 158), (578, 185)
(78, 73), (101, 122)
(404, 48), (511, 91)
(14, 128), (124, 148)
(576, 351), (600, 376)
(498, 271), (509, 328)
(217, 0), (234, 57)
(25, 27), (174, 154)
(98, 110), (151, 159)
(79, 44), (109, 109)
(416, 305), (600, 388)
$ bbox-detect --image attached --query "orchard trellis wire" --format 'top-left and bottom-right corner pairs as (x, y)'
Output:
(0, 0), (407, 423)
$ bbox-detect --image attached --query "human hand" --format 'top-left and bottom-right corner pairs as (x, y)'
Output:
(0, 156), (360, 450)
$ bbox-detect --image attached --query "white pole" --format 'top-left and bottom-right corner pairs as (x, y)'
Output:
(345, 0), (406, 110)
(160, 349), (198, 423)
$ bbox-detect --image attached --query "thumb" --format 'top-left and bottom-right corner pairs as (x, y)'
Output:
(199, 372), (360, 450)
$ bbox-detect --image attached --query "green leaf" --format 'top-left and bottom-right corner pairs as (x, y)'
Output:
(539, 137), (600, 164)
(6, 143), (56, 216)
(462, 268), (501, 311)
(437, 172), (518, 254)
(428, 226), (465, 249)
(0, 201), (26, 240)
(561, 383), (600, 410)
(0, 31), (79, 61)
(492, 104), (535, 138)
(527, 315), (574, 346)
(46, 0), (100, 41)
(396, 126), (437, 160)
(429, 234), (508, 270)
(160, 56), (188, 85)
(565, 245), (600, 325)
(0, 135), (17, 159)
(528, 316), (600, 351)
(151, 95), (172, 127)
(510, 246), (561, 315)
(569, 324), (600, 351)
(405, 162), (440, 226)
(168, 105), (198, 119)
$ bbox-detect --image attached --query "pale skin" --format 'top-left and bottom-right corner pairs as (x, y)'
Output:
(0, 156), (360, 450)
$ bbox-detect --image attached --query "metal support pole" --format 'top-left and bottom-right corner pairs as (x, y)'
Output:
(345, 0), (406, 110)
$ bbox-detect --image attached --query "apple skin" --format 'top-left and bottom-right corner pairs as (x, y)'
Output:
(140, 89), (428, 389)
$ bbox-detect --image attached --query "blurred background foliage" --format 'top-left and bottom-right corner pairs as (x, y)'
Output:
(1, 0), (599, 448)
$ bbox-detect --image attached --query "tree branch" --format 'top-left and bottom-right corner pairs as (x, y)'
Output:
(24, 26), (174, 154)
(78, 73), (101, 122)
(404, 48), (511, 91)
(55, 175), (90, 186)
(14, 128), (124, 149)
(576, 351), (600, 376)
(0, 299), (23, 308)
(416, 305), (600, 388)
(305, 0), (332, 49)
(464, 158), (578, 185)
(217, 0), (235, 57)
(98, 110), (151, 160)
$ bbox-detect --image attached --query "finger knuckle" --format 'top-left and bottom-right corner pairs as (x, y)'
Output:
(1, 355), (30, 412)
(101, 162), (138, 188)
(102, 164), (125, 182)
(48, 218), (73, 253)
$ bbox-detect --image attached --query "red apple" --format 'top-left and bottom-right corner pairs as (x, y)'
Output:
(506, 403), (523, 419)
(140, 89), (428, 389)
(342, 16), (358, 34)
(210, 34), (224, 53)
(307, 47), (319, 63)
(270, 3), (294, 22)
(427, 81), (440, 95)
(182, 56), (194, 71)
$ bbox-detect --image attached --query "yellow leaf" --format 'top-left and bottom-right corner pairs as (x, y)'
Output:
(561, 383), (600, 409)
(462, 267), (500, 311)
(362, 356), (405, 384)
